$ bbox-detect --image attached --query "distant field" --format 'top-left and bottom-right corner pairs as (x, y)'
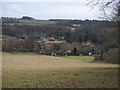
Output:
(2, 53), (119, 88)
(19, 20), (56, 26)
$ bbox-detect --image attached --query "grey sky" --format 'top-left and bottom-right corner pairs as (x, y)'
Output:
(1, 0), (100, 20)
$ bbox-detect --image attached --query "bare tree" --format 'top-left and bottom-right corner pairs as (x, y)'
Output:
(87, 0), (120, 21)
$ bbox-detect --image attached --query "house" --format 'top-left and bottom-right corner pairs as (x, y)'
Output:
(81, 41), (95, 47)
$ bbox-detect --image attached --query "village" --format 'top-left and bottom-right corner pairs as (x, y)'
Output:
(2, 35), (101, 57)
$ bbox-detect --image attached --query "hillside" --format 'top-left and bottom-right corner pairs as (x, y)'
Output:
(1, 17), (57, 26)
(1, 17), (118, 63)
(19, 19), (56, 26)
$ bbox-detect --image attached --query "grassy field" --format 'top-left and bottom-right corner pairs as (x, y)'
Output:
(2, 53), (119, 88)
(62, 56), (95, 63)
(19, 20), (56, 26)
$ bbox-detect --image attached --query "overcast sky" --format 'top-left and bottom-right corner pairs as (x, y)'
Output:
(1, 0), (100, 20)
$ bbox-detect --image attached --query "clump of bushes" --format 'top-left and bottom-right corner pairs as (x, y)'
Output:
(103, 48), (118, 64)
(94, 55), (103, 61)
(94, 48), (118, 64)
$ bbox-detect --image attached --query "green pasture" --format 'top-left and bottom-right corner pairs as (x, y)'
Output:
(62, 56), (95, 62)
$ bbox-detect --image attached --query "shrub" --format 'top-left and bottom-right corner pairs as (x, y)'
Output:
(103, 48), (118, 64)
(94, 55), (103, 61)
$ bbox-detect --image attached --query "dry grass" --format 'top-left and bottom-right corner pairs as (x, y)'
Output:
(0, 52), (2, 89)
(2, 53), (119, 88)
(2, 53), (118, 71)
